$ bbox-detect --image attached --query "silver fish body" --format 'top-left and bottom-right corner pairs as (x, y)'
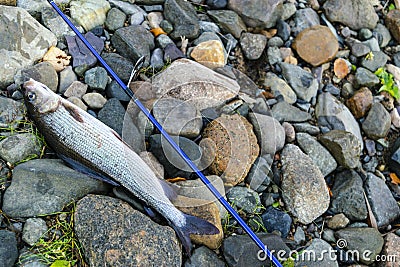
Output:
(23, 79), (218, 255)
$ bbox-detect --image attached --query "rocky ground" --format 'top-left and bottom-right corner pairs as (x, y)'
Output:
(1, 0), (400, 266)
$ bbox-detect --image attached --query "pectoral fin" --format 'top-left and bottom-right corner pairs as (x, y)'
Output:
(58, 154), (120, 186)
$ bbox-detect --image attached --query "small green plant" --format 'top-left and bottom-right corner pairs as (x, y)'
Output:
(26, 202), (86, 267)
(389, 3), (396, 11)
(375, 67), (400, 100)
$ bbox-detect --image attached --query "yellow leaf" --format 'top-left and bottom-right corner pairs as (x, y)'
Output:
(150, 28), (166, 37)
(42, 46), (71, 72)
(390, 173), (400, 185)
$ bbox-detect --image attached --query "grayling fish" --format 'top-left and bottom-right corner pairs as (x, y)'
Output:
(23, 79), (219, 255)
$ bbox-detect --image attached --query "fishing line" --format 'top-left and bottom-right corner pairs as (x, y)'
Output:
(47, 1), (283, 266)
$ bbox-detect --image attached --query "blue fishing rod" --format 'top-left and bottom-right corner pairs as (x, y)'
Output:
(47, 1), (283, 266)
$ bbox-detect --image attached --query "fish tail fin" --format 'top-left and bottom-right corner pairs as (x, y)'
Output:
(171, 213), (220, 257)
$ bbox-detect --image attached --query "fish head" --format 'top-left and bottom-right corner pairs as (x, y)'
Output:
(23, 79), (60, 114)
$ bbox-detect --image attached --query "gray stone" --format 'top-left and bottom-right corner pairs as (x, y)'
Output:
(0, 6), (57, 87)
(176, 175), (227, 218)
(147, 11), (163, 29)
(84, 67), (108, 91)
(351, 42), (371, 57)
(335, 228), (384, 265)
(322, 229), (336, 243)
(264, 73), (297, 104)
(281, 2), (297, 21)
(64, 81), (88, 98)
(164, 0), (199, 39)
(199, 21), (220, 34)
(22, 218), (48, 246)
(69, 0), (110, 31)
(315, 92), (363, 148)
(111, 25), (155, 66)
(239, 33), (267, 60)
(268, 36), (284, 47)
(102, 53), (134, 84)
(149, 134), (205, 178)
(231, 68), (259, 97)
(226, 186), (261, 214)
(156, 34), (175, 49)
(193, 32), (221, 46)
(14, 62), (58, 92)
(272, 101), (311, 122)
(330, 170), (367, 221)
(281, 144), (330, 224)
(2, 159), (108, 217)
(160, 20), (174, 34)
(359, 28), (373, 40)
(267, 46), (283, 65)
(153, 97), (202, 138)
(360, 50), (389, 72)
(105, 80), (131, 102)
(323, 0), (379, 30)
(227, 0), (283, 28)
(139, 151), (164, 179)
(121, 113), (145, 153)
(261, 206), (292, 238)
(0, 231), (18, 267)
(292, 123), (320, 135)
(296, 133), (337, 176)
(108, 0), (146, 16)
(41, 7), (75, 39)
(280, 62), (318, 102)
(17, 0), (51, 18)
(248, 112), (285, 155)
(374, 23), (391, 48)
(362, 37), (381, 52)
(326, 213), (350, 229)
(207, 10), (247, 39)
(0, 97), (25, 129)
(150, 48), (165, 70)
(223, 233), (290, 267)
(282, 121), (295, 142)
(185, 246), (225, 267)
(75, 195), (181, 267)
(0, 133), (41, 165)
(292, 8), (320, 36)
(364, 173), (400, 227)
(151, 59), (240, 111)
(295, 239), (338, 267)
(105, 7), (127, 31)
(58, 66), (77, 95)
(294, 226), (306, 244)
(66, 32), (104, 68)
(362, 102), (391, 140)
(319, 130), (361, 169)
(82, 93), (107, 109)
(98, 98), (126, 136)
(246, 156), (272, 193)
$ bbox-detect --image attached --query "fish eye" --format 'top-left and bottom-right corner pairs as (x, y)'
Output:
(27, 92), (36, 102)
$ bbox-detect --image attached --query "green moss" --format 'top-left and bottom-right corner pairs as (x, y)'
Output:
(375, 67), (400, 100)
(24, 202), (86, 267)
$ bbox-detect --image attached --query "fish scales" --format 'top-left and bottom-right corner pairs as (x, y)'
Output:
(43, 103), (186, 226)
(23, 79), (219, 255)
